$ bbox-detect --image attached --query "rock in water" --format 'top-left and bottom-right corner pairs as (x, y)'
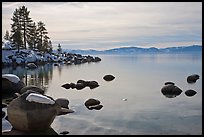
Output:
(2, 74), (25, 95)
(2, 74), (20, 83)
(7, 90), (60, 132)
(55, 98), (69, 109)
(161, 84), (182, 98)
(185, 89), (197, 97)
(187, 74), (199, 83)
(103, 75), (115, 81)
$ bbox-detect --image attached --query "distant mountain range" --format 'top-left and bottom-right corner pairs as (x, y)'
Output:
(61, 45), (202, 55)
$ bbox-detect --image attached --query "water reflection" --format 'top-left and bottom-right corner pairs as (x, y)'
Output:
(2, 63), (54, 93)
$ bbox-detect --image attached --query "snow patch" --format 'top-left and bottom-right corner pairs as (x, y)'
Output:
(26, 93), (55, 105)
(2, 74), (20, 83)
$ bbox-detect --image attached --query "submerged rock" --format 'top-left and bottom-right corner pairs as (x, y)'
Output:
(187, 74), (199, 83)
(185, 89), (197, 97)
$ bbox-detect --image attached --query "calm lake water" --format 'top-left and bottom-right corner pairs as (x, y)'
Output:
(2, 53), (202, 135)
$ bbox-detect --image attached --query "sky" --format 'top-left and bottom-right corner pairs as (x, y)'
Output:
(2, 2), (202, 50)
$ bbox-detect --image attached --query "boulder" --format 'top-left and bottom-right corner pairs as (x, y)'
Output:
(20, 85), (45, 94)
(87, 81), (99, 89)
(187, 74), (199, 83)
(61, 83), (71, 89)
(75, 83), (86, 90)
(2, 74), (25, 95)
(161, 84), (182, 98)
(7, 90), (60, 132)
(84, 98), (103, 110)
(103, 75), (115, 81)
(185, 89), (197, 97)
(84, 98), (100, 107)
(55, 98), (69, 109)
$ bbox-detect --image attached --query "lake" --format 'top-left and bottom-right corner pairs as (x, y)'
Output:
(2, 53), (202, 135)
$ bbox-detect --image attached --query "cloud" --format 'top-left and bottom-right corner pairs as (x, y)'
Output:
(2, 2), (202, 50)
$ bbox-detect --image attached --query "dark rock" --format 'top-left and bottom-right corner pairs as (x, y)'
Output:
(84, 98), (100, 107)
(94, 57), (101, 62)
(55, 98), (69, 109)
(87, 81), (99, 89)
(75, 83), (86, 90)
(161, 84), (182, 98)
(185, 89), (197, 97)
(103, 75), (115, 81)
(60, 131), (69, 135)
(69, 83), (76, 89)
(2, 103), (8, 108)
(187, 74), (200, 83)
(20, 85), (45, 94)
(2, 80), (25, 95)
(77, 80), (89, 86)
(164, 81), (175, 85)
(2, 111), (6, 118)
(7, 90), (61, 132)
(61, 83), (71, 89)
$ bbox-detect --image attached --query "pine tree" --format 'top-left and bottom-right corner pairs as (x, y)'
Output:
(37, 21), (48, 52)
(19, 5), (33, 49)
(48, 40), (53, 54)
(27, 22), (39, 50)
(4, 30), (10, 40)
(11, 8), (23, 51)
(57, 43), (62, 54)
(42, 35), (50, 53)
(11, 6), (33, 50)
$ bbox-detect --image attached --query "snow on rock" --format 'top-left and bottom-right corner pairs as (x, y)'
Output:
(2, 40), (14, 50)
(2, 74), (20, 83)
(26, 92), (55, 105)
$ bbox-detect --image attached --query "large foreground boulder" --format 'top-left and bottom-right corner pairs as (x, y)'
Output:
(7, 90), (61, 132)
